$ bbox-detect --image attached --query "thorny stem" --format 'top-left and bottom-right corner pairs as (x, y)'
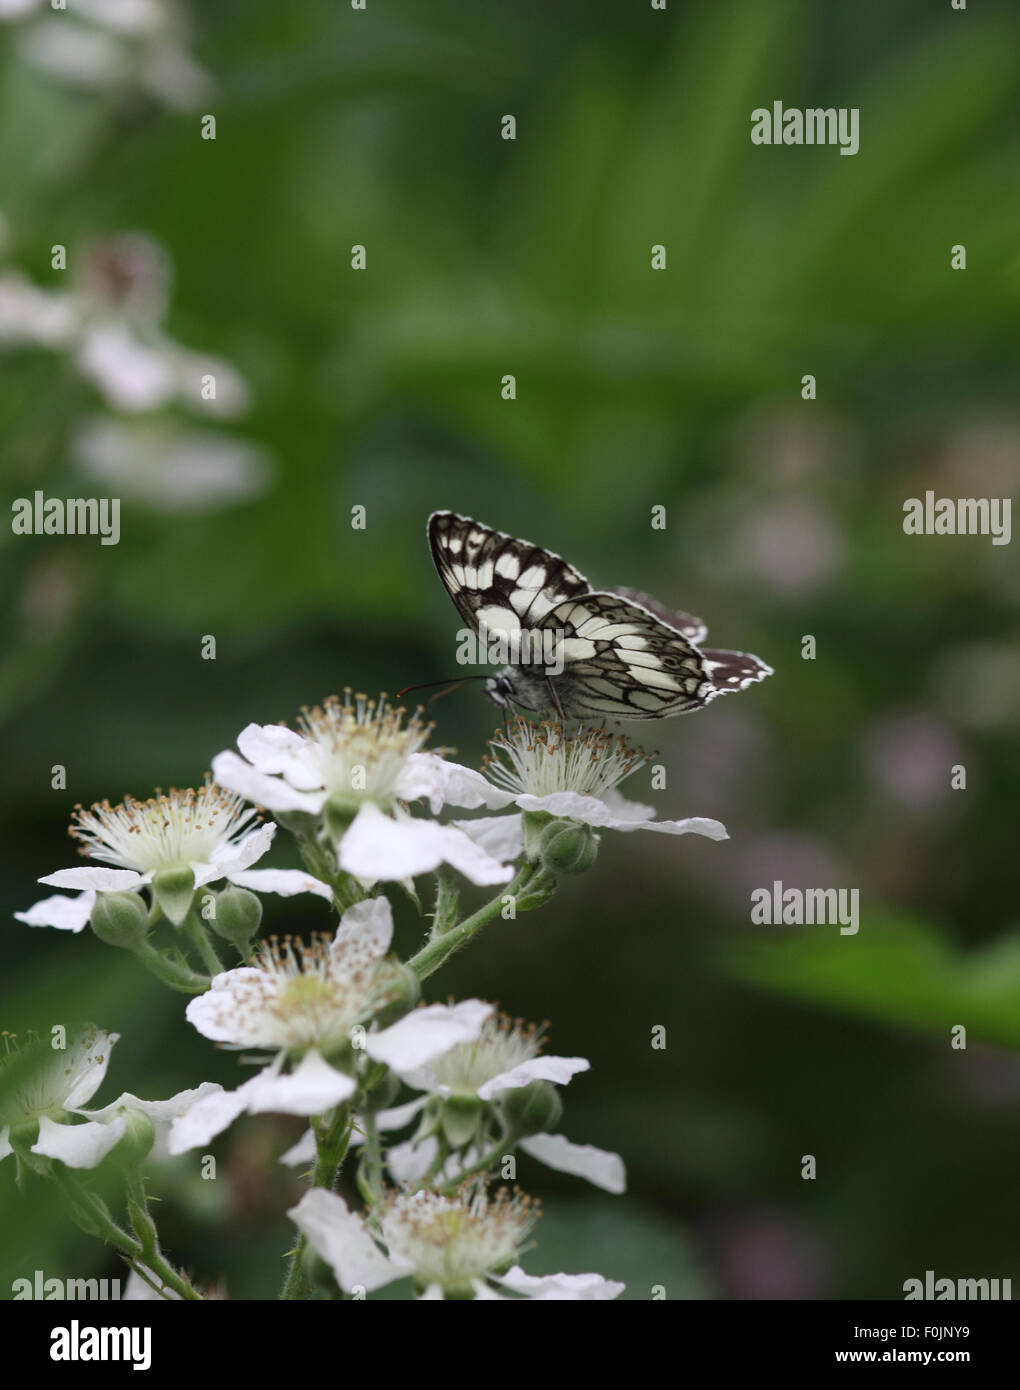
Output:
(407, 865), (535, 982)
(280, 1104), (353, 1300)
(52, 1167), (201, 1301)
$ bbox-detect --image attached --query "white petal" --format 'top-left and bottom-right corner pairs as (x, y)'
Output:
(417, 1283), (447, 1300)
(519, 1133), (627, 1194)
(15, 891), (96, 932)
(497, 1265), (625, 1300)
(244, 1049), (356, 1117)
(32, 1114), (126, 1168)
(63, 1030), (120, 1110)
(332, 894), (393, 959)
(78, 1083), (224, 1160)
(366, 1000), (493, 1073)
(235, 723), (324, 789)
(279, 1128), (316, 1168)
(613, 814), (728, 840)
(374, 1096), (428, 1132)
(384, 1135), (437, 1186)
(477, 1055), (590, 1100)
(229, 868), (332, 899)
(211, 749), (326, 815)
(0, 1127), (11, 1163)
(167, 1078), (256, 1153)
(396, 754), (515, 815)
(185, 967), (271, 1044)
(451, 815), (525, 861)
(339, 804), (513, 886)
(289, 1188), (407, 1293)
(209, 822), (276, 876)
(39, 867), (146, 891)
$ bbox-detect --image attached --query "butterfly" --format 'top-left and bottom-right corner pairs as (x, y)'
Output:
(427, 510), (772, 720)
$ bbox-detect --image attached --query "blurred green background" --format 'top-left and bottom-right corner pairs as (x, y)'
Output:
(2, 0), (1019, 1299)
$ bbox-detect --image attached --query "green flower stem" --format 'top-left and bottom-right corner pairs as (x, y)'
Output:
(181, 909), (225, 977)
(434, 1133), (516, 1196)
(53, 1168), (201, 1301)
(407, 865), (535, 982)
(355, 1114), (385, 1208)
(291, 825), (366, 916)
(280, 1103), (353, 1300)
(131, 938), (211, 994)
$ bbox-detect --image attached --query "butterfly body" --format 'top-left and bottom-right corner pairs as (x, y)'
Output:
(428, 510), (772, 721)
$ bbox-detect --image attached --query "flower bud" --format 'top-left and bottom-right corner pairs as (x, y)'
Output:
(90, 891), (148, 950)
(152, 866), (196, 926)
(440, 1094), (484, 1149)
(208, 886), (262, 951)
(539, 819), (598, 875)
(498, 1081), (562, 1138)
(113, 1109), (156, 1168)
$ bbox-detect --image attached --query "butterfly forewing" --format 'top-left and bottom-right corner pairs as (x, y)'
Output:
(429, 511), (590, 636)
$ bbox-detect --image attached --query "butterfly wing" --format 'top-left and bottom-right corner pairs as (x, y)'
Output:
(609, 586), (708, 644)
(428, 511), (591, 639)
(537, 591), (711, 718)
(538, 592), (772, 719)
(698, 648), (774, 698)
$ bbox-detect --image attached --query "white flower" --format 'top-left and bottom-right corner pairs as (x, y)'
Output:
(211, 694), (515, 887)
(289, 1186), (623, 1300)
(5, 1), (213, 111)
(0, 272), (78, 347)
(73, 417), (270, 513)
(454, 719), (728, 858)
(169, 898), (398, 1152)
(15, 780), (330, 933)
(0, 1027), (214, 1169)
(364, 1009), (625, 1195)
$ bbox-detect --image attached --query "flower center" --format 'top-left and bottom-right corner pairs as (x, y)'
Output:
(69, 781), (257, 874)
(483, 718), (651, 800)
(298, 691), (431, 809)
(431, 1014), (543, 1096)
(381, 1187), (537, 1289)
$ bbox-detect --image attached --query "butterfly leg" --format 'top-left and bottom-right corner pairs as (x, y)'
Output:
(545, 675), (566, 725)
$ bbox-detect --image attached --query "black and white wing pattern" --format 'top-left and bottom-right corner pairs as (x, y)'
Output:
(428, 511), (589, 636)
(427, 510), (772, 721)
(609, 586), (708, 645)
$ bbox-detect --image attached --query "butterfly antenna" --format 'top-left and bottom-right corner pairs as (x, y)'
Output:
(395, 674), (488, 710)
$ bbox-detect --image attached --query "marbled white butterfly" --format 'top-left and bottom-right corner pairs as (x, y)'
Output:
(427, 510), (772, 720)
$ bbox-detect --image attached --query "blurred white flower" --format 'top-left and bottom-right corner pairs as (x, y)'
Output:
(1, 1028), (117, 1162)
(73, 417), (270, 511)
(0, 272), (77, 347)
(290, 1186), (624, 1300)
(3, 0), (213, 110)
(0, 231), (250, 418)
(343, 1008), (626, 1195)
(0, 1027), (217, 1172)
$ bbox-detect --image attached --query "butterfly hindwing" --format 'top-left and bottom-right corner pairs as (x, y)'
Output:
(609, 586), (708, 644)
(428, 511), (591, 636)
(537, 591), (712, 719)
